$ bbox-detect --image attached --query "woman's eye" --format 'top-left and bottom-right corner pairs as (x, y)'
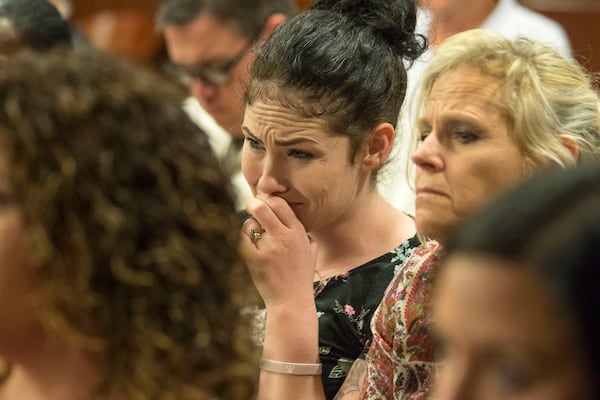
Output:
(289, 150), (313, 159)
(491, 361), (533, 394)
(418, 128), (431, 143)
(453, 130), (478, 143)
(245, 137), (263, 150)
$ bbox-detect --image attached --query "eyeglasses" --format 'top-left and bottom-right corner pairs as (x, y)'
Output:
(166, 34), (258, 87)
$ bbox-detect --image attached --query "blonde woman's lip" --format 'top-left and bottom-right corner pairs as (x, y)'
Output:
(416, 187), (448, 197)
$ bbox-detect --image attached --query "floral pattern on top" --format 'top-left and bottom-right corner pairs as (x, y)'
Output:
(363, 241), (442, 400)
(315, 235), (420, 400)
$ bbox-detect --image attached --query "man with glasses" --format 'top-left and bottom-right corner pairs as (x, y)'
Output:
(157, 0), (297, 207)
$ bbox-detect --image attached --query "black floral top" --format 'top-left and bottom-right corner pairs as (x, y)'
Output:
(315, 235), (420, 399)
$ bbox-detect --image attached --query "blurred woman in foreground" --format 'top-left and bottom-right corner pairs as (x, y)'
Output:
(434, 163), (600, 400)
(0, 49), (256, 400)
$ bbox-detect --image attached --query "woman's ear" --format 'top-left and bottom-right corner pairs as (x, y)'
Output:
(361, 122), (395, 171)
(559, 134), (580, 162)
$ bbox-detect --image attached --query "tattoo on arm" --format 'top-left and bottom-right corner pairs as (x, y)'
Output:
(333, 359), (367, 400)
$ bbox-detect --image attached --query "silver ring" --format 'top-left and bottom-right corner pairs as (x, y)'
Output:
(249, 227), (265, 243)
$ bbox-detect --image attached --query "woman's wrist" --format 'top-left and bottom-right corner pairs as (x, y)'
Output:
(262, 303), (320, 363)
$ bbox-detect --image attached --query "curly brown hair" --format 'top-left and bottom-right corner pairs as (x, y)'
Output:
(0, 48), (257, 399)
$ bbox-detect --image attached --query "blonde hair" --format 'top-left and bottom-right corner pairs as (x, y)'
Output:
(410, 29), (600, 170)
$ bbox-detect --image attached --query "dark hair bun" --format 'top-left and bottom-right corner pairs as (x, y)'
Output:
(311, 0), (426, 62)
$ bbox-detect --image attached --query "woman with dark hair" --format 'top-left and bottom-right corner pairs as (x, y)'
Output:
(0, 48), (256, 400)
(239, 0), (426, 398)
(434, 163), (600, 400)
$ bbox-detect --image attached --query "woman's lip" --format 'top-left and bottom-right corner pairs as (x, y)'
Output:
(416, 187), (447, 196)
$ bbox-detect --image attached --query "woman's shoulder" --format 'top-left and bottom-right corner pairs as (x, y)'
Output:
(393, 234), (421, 257)
(381, 240), (442, 297)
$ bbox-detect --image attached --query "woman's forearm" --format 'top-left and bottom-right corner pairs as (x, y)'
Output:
(258, 303), (325, 400)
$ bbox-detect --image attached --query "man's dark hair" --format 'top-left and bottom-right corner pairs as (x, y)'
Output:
(157, 0), (297, 38)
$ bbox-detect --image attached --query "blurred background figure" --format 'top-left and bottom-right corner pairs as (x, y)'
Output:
(0, 0), (72, 57)
(419, 0), (571, 54)
(434, 163), (600, 400)
(68, 0), (166, 66)
(156, 0), (297, 209)
(0, 48), (256, 400)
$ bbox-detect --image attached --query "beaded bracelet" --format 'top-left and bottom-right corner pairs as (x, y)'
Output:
(259, 358), (323, 376)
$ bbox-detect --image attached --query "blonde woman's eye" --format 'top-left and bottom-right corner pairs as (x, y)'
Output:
(454, 130), (478, 144)
(418, 129), (431, 143)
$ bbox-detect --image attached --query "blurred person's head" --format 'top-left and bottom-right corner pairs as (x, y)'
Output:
(434, 163), (600, 400)
(157, 0), (297, 139)
(0, 48), (256, 400)
(0, 0), (71, 57)
(241, 0), (426, 232)
(419, 0), (496, 21)
(410, 29), (600, 244)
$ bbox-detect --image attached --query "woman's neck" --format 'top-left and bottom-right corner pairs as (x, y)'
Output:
(310, 191), (415, 278)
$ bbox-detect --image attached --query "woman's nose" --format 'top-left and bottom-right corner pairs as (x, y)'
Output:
(256, 156), (288, 195)
(411, 133), (444, 172)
